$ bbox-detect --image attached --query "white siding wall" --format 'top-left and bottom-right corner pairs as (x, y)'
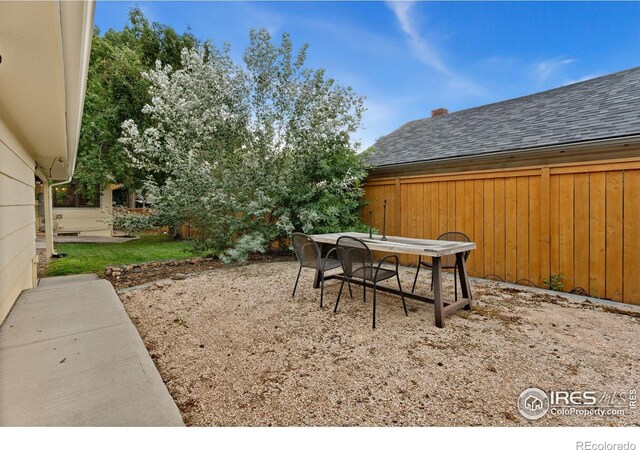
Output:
(0, 118), (36, 324)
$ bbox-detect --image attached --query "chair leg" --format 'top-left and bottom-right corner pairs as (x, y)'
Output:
(363, 283), (366, 303)
(347, 279), (354, 298)
(430, 270), (434, 291)
(411, 258), (422, 293)
(320, 270), (325, 308)
(334, 278), (345, 313)
(372, 283), (377, 329)
(292, 266), (302, 298)
(397, 272), (408, 316)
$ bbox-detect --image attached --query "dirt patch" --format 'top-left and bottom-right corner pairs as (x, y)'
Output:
(120, 262), (640, 426)
(108, 253), (294, 289)
(36, 248), (49, 279)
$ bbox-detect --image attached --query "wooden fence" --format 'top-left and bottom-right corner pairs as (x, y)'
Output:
(121, 210), (200, 238)
(362, 157), (640, 305)
(123, 207), (152, 215)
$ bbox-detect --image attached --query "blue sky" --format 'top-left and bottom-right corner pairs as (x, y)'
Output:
(95, 1), (640, 149)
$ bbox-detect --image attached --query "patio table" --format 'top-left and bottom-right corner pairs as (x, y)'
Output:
(308, 232), (476, 328)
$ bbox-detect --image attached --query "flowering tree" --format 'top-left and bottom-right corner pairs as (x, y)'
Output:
(75, 8), (198, 199)
(121, 29), (368, 262)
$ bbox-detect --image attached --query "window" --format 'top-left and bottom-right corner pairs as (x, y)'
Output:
(52, 183), (101, 208)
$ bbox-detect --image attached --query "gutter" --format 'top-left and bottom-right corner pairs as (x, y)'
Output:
(65, 0), (95, 179)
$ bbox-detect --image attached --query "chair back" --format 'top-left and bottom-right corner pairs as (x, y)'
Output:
(336, 236), (373, 278)
(292, 232), (321, 269)
(438, 231), (471, 268)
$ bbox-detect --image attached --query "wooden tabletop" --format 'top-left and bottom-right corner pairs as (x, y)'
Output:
(310, 232), (476, 258)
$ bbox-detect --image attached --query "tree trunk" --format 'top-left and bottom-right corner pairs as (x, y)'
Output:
(168, 225), (182, 240)
(127, 190), (137, 208)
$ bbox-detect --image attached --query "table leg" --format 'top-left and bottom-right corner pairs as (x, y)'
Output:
(456, 252), (473, 310)
(313, 242), (329, 289)
(432, 257), (444, 328)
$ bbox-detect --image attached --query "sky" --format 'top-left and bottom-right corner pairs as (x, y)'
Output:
(94, 1), (640, 149)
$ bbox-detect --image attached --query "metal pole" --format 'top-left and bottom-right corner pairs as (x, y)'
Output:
(381, 200), (387, 241)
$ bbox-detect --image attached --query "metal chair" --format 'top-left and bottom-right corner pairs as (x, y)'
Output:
(291, 232), (350, 308)
(411, 231), (472, 302)
(334, 236), (407, 328)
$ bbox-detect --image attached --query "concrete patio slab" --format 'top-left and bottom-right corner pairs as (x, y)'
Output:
(0, 277), (183, 426)
(36, 235), (138, 249)
(37, 273), (99, 288)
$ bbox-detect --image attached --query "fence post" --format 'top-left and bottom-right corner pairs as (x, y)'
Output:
(395, 178), (401, 236)
(540, 167), (551, 284)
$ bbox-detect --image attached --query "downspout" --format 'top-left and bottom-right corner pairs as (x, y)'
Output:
(49, 174), (74, 190)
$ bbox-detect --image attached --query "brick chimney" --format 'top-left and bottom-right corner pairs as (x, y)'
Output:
(431, 107), (448, 117)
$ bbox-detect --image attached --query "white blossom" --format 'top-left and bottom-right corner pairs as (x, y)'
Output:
(119, 31), (368, 261)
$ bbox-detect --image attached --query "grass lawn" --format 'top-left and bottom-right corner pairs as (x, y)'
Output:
(46, 234), (199, 277)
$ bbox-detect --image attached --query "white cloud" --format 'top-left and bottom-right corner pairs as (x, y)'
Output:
(302, 17), (402, 58)
(386, 1), (482, 95)
(236, 3), (284, 36)
(534, 57), (576, 82)
(354, 98), (398, 150)
(356, 94), (427, 149)
(386, 1), (450, 75)
(564, 72), (602, 86)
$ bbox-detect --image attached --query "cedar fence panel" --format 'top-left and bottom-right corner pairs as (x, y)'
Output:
(363, 158), (640, 305)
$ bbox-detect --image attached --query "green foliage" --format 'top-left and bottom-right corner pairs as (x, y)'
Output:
(111, 208), (159, 236)
(543, 273), (566, 291)
(121, 30), (368, 262)
(46, 235), (198, 276)
(74, 8), (198, 196)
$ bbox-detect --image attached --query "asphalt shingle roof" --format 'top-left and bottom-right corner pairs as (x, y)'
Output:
(368, 66), (640, 167)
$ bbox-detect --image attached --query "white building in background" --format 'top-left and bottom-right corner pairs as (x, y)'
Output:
(36, 182), (117, 238)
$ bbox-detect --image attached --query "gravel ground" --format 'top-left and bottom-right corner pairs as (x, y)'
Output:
(120, 261), (640, 426)
(36, 248), (49, 279)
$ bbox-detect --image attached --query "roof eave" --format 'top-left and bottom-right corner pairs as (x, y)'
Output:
(60, 0), (96, 180)
(370, 134), (640, 173)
